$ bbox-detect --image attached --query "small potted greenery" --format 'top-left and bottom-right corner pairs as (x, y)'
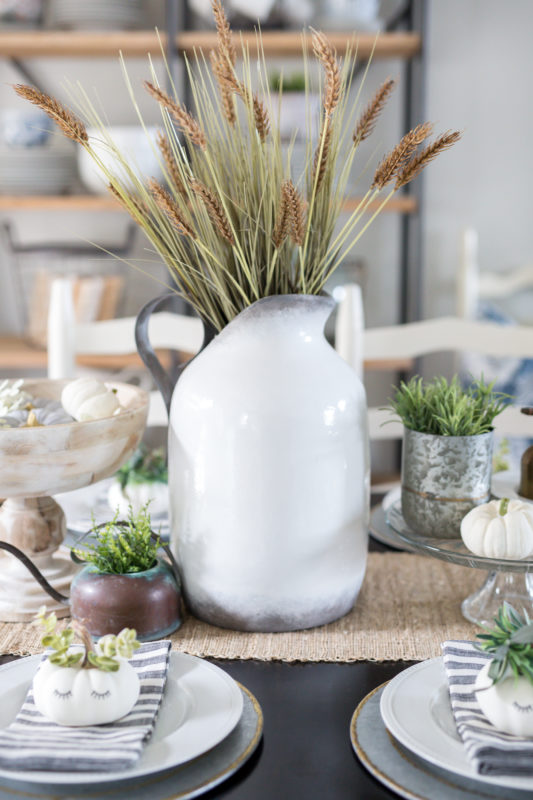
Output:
(33, 609), (140, 726)
(475, 603), (533, 736)
(70, 505), (181, 640)
(387, 375), (509, 538)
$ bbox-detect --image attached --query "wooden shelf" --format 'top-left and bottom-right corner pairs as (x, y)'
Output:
(0, 30), (421, 59)
(0, 195), (118, 211)
(0, 193), (417, 214)
(178, 30), (421, 59)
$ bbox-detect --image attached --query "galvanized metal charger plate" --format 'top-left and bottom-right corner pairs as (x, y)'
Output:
(0, 684), (262, 800)
(350, 684), (531, 800)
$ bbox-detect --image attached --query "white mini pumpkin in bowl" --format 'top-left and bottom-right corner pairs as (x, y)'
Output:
(32, 610), (140, 727)
(61, 377), (121, 422)
(461, 497), (533, 560)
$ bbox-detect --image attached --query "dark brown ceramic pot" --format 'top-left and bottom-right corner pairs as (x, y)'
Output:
(70, 558), (182, 641)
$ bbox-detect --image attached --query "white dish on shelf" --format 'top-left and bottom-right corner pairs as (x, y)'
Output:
(0, 651), (243, 785)
(380, 657), (533, 791)
(78, 126), (164, 195)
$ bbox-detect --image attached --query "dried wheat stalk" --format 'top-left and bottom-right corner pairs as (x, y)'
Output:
(212, 0), (236, 67)
(272, 182), (291, 248)
(313, 122), (332, 193)
(395, 130), (462, 189)
(148, 179), (195, 237)
(210, 50), (237, 125)
(190, 179), (235, 245)
(285, 181), (306, 246)
(13, 84), (88, 143)
(108, 183), (147, 218)
(156, 132), (187, 195)
(353, 78), (396, 145)
(144, 82), (207, 150)
(312, 32), (341, 118)
(372, 122), (433, 189)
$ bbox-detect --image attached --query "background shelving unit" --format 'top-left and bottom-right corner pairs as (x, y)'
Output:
(0, 1), (425, 374)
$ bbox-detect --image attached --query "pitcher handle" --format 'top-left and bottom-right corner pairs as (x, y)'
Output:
(135, 293), (217, 417)
(135, 293), (177, 416)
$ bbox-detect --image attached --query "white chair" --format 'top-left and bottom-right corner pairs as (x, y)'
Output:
(457, 227), (533, 320)
(46, 278), (203, 426)
(360, 316), (533, 442)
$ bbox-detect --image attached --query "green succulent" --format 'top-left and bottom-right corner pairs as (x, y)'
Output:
(476, 603), (533, 685)
(36, 608), (140, 672)
(385, 374), (510, 437)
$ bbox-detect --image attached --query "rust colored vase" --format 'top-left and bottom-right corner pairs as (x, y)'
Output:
(70, 558), (181, 641)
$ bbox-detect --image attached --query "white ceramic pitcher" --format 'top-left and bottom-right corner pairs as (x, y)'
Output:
(137, 293), (369, 631)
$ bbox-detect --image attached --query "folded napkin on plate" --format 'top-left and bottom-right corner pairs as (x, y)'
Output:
(0, 639), (171, 773)
(442, 639), (533, 776)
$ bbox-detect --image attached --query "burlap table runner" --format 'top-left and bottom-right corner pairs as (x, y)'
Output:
(0, 553), (482, 662)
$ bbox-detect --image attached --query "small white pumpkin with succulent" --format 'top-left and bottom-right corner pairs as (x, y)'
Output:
(33, 609), (140, 727)
(461, 498), (533, 560)
(475, 604), (533, 736)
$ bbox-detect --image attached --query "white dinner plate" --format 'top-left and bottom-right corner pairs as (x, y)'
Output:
(0, 651), (243, 785)
(380, 657), (533, 791)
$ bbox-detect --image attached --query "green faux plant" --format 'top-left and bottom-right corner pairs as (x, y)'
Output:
(73, 504), (159, 574)
(116, 445), (168, 489)
(386, 375), (510, 437)
(476, 603), (533, 685)
(37, 608), (139, 672)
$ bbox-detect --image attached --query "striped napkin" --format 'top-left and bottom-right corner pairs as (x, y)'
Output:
(442, 640), (533, 776)
(0, 640), (171, 772)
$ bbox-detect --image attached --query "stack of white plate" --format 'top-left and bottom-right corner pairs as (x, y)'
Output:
(49, 0), (144, 30)
(0, 141), (77, 195)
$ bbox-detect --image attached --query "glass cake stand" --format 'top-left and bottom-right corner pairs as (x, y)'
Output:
(386, 499), (533, 627)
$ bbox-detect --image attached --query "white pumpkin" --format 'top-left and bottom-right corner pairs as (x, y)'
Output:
(475, 661), (533, 736)
(33, 647), (139, 727)
(461, 498), (533, 560)
(108, 478), (169, 517)
(61, 377), (121, 422)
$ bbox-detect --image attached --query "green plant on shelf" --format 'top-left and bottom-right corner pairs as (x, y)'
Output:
(269, 70), (307, 93)
(72, 504), (159, 575)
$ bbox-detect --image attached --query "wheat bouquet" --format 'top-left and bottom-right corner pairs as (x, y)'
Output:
(15, 1), (460, 330)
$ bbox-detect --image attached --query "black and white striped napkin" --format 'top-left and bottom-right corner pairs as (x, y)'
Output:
(442, 639), (533, 776)
(0, 640), (171, 772)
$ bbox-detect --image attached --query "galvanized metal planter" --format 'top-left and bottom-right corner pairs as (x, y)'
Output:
(401, 428), (493, 539)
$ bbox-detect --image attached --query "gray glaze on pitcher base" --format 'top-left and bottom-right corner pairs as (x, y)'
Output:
(401, 429), (493, 539)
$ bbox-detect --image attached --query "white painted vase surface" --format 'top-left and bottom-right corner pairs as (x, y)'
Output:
(169, 295), (369, 632)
